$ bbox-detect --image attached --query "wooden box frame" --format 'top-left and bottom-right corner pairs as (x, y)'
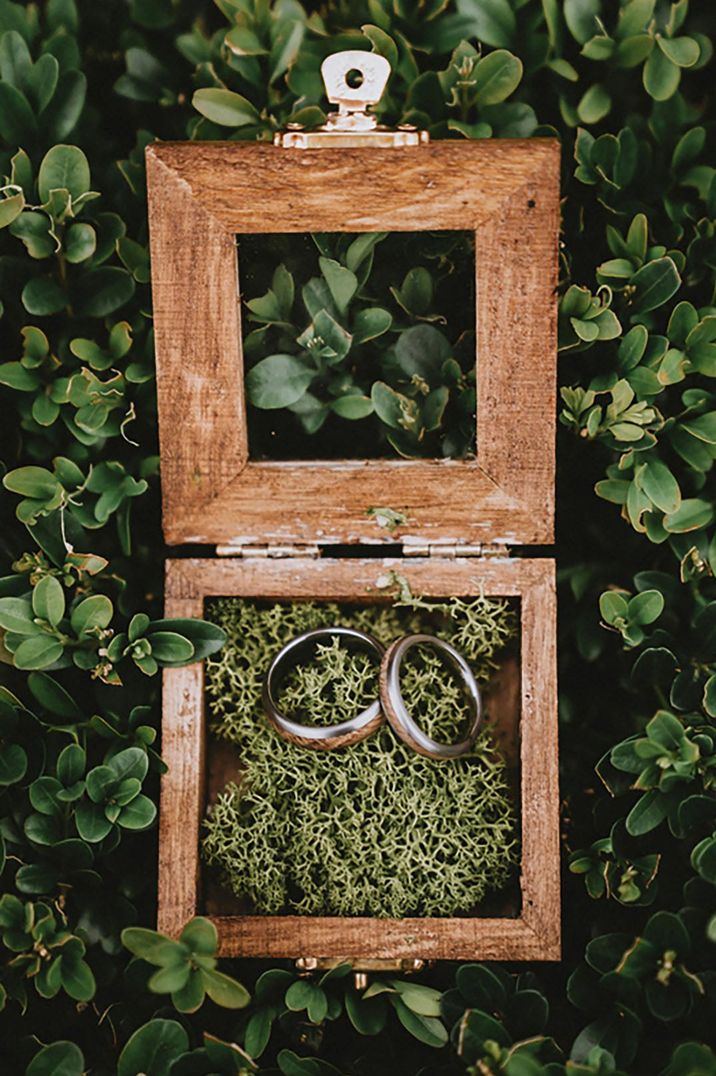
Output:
(159, 555), (559, 962)
(146, 139), (560, 549)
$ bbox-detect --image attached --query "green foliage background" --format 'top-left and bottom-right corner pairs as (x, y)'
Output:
(1, 0), (716, 1072)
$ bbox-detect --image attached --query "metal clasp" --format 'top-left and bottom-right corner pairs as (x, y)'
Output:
(275, 49), (429, 149)
(321, 51), (390, 133)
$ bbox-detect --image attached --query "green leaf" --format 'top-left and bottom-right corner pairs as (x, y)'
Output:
(643, 45), (680, 100)
(10, 210), (54, 258)
(28, 672), (83, 720)
(44, 70), (87, 141)
(14, 635), (64, 670)
(75, 800), (113, 842)
(473, 49), (523, 105)
(118, 794), (156, 830)
(681, 414), (716, 444)
(148, 963), (191, 994)
(641, 460), (681, 514)
(61, 955), (96, 1001)
(599, 591), (628, 622)
(73, 267), (135, 317)
(0, 361), (40, 390)
(146, 619), (226, 662)
(192, 88), (259, 127)
(703, 675), (716, 718)
(311, 308), (352, 362)
(361, 23), (398, 69)
(657, 35), (700, 68)
(390, 996), (448, 1047)
(38, 145), (90, 203)
(32, 576), (65, 627)
(394, 324), (451, 382)
(353, 307), (392, 344)
(395, 267), (433, 316)
(564, 0), (601, 44)
(117, 1019), (190, 1076)
(202, 968), (250, 1008)
(180, 916), (217, 955)
(147, 631), (194, 664)
(58, 743), (85, 785)
(0, 743), (28, 785)
(630, 258), (681, 313)
(26, 1042), (85, 1076)
(70, 593), (113, 635)
(371, 382), (408, 431)
(0, 82), (36, 144)
(0, 28), (32, 88)
(64, 222), (96, 263)
(389, 980), (442, 1016)
(627, 790), (668, 835)
(331, 395), (374, 419)
(345, 233), (387, 273)
(577, 83), (611, 124)
(245, 1008), (274, 1057)
(345, 985), (387, 1035)
(664, 498), (715, 533)
(29, 776), (64, 815)
(107, 746), (148, 783)
(22, 277), (67, 316)
(122, 926), (175, 964)
(172, 967), (206, 1012)
(0, 595), (34, 633)
(285, 979), (316, 1011)
(455, 0), (516, 47)
(246, 354), (313, 409)
(0, 190), (24, 229)
(627, 589), (664, 625)
(319, 257), (358, 315)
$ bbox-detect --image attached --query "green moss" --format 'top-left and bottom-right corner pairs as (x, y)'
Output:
(202, 590), (519, 918)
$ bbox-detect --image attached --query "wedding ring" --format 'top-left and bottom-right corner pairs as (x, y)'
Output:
(379, 634), (482, 759)
(262, 627), (385, 749)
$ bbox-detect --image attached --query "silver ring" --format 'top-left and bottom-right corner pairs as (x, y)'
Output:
(380, 634), (482, 759)
(262, 628), (385, 750)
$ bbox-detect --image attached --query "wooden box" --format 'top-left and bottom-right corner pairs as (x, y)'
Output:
(147, 137), (561, 963)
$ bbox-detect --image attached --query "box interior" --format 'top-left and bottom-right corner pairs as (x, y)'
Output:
(199, 594), (522, 923)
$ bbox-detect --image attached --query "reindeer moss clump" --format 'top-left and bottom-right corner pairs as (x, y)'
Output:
(202, 590), (519, 918)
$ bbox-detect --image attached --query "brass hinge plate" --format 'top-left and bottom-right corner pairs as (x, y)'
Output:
(403, 542), (510, 559)
(295, 957), (427, 975)
(276, 126), (429, 149)
(215, 544), (321, 559)
(275, 50), (428, 149)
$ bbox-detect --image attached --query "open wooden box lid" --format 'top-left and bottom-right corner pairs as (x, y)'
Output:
(147, 137), (560, 550)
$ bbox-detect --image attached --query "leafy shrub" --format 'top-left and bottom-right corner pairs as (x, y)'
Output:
(0, 0), (715, 1073)
(241, 230), (477, 459)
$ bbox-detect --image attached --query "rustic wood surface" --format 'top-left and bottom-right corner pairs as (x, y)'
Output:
(160, 556), (559, 961)
(146, 140), (559, 549)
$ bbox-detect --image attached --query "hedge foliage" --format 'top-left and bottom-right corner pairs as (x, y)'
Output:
(1, 0), (716, 1073)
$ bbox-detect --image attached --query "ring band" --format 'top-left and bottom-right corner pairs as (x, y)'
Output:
(379, 633), (482, 759)
(262, 627), (385, 749)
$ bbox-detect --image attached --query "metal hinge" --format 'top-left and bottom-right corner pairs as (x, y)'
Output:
(296, 957), (427, 977)
(403, 542), (510, 559)
(215, 543), (320, 558)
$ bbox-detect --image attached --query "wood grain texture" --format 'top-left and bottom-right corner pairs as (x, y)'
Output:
(146, 139), (559, 548)
(160, 555), (560, 961)
(157, 595), (206, 940)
